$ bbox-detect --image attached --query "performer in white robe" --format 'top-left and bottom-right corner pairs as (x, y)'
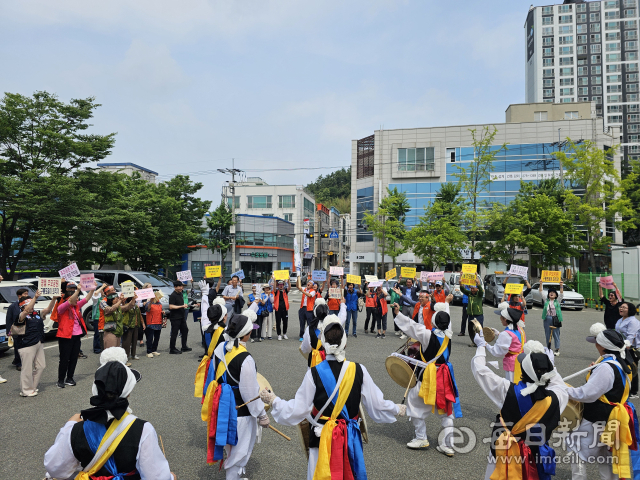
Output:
(480, 301), (526, 382)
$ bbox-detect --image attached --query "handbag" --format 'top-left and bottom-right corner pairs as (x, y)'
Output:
(11, 322), (26, 336)
(552, 315), (562, 329)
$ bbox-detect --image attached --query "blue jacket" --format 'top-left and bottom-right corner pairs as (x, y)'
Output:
(344, 289), (359, 312)
(6, 300), (20, 332)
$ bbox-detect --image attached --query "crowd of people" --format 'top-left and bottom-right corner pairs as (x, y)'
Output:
(4, 269), (640, 479)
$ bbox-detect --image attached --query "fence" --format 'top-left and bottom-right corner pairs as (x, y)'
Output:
(575, 272), (640, 308)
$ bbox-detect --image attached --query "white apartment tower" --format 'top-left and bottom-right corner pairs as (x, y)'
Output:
(525, 0), (637, 169)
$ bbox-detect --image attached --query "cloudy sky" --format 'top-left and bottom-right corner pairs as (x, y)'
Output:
(1, 1), (550, 204)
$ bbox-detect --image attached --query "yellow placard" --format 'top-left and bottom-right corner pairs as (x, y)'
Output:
(504, 283), (524, 295)
(346, 274), (361, 285)
(385, 268), (396, 280)
(460, 273), (477, 286)
(205, 265), (221, 277)
(400, 267), (416, 278)
(541, 270), (561, 282)
(274, 270), (290, 281)
(461, 264), (477, 274)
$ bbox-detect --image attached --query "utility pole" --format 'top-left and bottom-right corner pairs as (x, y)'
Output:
(315, 207), (320, 270)
(217, 159), (242, 274)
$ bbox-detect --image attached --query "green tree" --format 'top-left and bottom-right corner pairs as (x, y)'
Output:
(306, 167), (351, 213)
(555, 140), (636, 272)
(452, 126), (507, 263)
(207, 201), (234, 275)
(0, 91), (115, 278)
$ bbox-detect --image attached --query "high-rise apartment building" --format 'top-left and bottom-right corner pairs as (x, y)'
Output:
(525, 0), (636, 169)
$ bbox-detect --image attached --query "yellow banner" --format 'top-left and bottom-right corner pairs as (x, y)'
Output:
(540, 270), (561, 283)
(205, 265), (221, 277)
(504, 283), (524, 295)
(460, 273), (476, 286)
(385, 268), (397, 280)
(461, 264), (477, 274)
(346, 274), (361, 285)
(273, 270), (290, 281)
(400, 267), (416, 278)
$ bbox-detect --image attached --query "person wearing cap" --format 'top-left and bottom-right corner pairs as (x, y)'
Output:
(540, 280), (563, 356)
(393, 284), (452, 330)
(7, 287), (29, 371)
(263, 313), (404, 480)
(273, 277), (290, 340)
(89, 283), (107, 354)
(567, 324), (637, 479)
(44, 347), (175, 480)
(200, 311), (267, 479)
(460, 276), (484, 347)
(101, 286), (127, 350)
(144, 292), (165, 358)
(121, 282), (145, 365)
(168, 280), (191, 355)
(56, 281), (96, 389)
(600, 280), (624, 329)
(471, 336), (567, 479)
(15, 291), (56, 397)
(428, 280), (449, 303)
(259, 284), (274, 340)
(295, 276), (319, 342)
(363, 283), (377, 334)
(300, 297), (346, 369)
(478, 302), (526, 382)
(392, 302), (462, 455)
(615, 302), (640, 399)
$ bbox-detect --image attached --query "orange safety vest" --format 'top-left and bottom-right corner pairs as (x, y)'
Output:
(413, 302), (433, 330)
(327, 297), (340, 311)
(274, 289), (289, 311)
(379, 296), (388, 316)
(365, 292), (376, 308)
(146, 303), (163, 325)
(97, 297), (106, 330)
(300, 288), (317, 311)
(432, 289), (447, 303)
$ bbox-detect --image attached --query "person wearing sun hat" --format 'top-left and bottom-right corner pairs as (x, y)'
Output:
(44, 347), (175, 479)
(476, 301), (526, 382)
(101, 285), (126, 350)
(567, 323), (638, 480)
(200, 310), (267, 479)
(471, 337), (567, 480)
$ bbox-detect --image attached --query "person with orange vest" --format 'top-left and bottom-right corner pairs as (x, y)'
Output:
(144, 292), (166, 358)
(374, 286), (389, 339)
(55, 281), (95, 389)
(273, 279), (290, 340)
(429, 280), (449, 304)
(324, 278), (342, 315)
(295, 277), (320, 342)
(364, 285), (377, 334)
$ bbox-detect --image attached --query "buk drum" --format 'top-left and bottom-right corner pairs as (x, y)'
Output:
(385, 341), (421, 389)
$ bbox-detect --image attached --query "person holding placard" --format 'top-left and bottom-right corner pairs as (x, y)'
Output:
(343, 282), (363, 337)
(364, 284), (377, 334)
(259, 284), (274, 341)
(90, 283), (107, 354)
(399, 277), (421, 319)
(169, 281), (191, 355)
(295, 277), (319, 341)
(500, 279), (531, 325)
(460, 277), (484, 347)
(615, 302), (640, 399)
(599, 280), (623, 329)
(101, 286), (126, 350)
(120, 282), (145, 365)
(324, 278), (342, 315)
(374, 286), (388, 338)
(540, 281), (563, 356)
(272, 278), (290, 340)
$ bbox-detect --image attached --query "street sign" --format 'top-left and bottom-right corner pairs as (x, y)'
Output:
(329, 229), (338, 239)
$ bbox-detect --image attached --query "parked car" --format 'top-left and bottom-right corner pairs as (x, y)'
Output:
(0, 281), (57, 335)
(483, 274), (531, 308)
(449, 273), (485, 305)
(526, 283), (584, 311)
(0, 311), (8, 354)
(289, 271), (308, 286)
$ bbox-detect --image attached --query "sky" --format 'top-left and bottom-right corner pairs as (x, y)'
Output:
(0, 1), (554, 205)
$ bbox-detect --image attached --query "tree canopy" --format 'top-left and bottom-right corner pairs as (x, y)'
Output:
(306, 167), (351, 213)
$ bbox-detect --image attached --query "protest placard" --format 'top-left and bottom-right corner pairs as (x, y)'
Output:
(329, 288), (342, 299)
(312, 270), (327, 282)
(599, 275), (615, 289)
(400, 267), (416, 278)
(58, 263), (80, 281)
(121, 283), (135, 297)
(540, 270), (561, 283)
(231, 270), (245, 280)
(346, 274), (361, 285)
(364, 275), (378, 283)
(508, 265), (528, 278)
(427, 271), (445, 282)
(461, 264), (477, 274)
(419, 271), (431, 282)
(505, 283), (524, 295)
(330, 266), (344, 276)
(39, 278), (61, 296)
(385, 268), (397, 280)
(80, 273), (96, 291)
(460, 273), (477, 286)
(136, 288), (155, 300)
(273, 270), (289, 281)
(176, 270), (192, 282)
(205, 265), (221, 277)
(368, 281), (383, 288)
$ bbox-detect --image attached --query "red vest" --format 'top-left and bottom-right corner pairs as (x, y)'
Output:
(432, 290), (447, 303)
(327, 297), (341, 311)
(274, 290), (289, 311)
(56, 299), (87, 339)
(413, 302), (433, 329)
(146, 303), (163, 325)
(97, 297), (106, 330)
(379, 297), (388, 316)
(300, 288), (317, 311)
(365, 292), (376, 308)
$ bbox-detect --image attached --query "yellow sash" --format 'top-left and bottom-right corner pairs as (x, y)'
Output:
(310, 338), (324, 368)
(586, 358), (633, 478)
(74, 412), (136, 480)
(418, 335), (450, 413)
(490, 396), (552, 480)
(313, 361), (356, 480)
(201, 344), (247, 422)
(194, 326), (225, 398)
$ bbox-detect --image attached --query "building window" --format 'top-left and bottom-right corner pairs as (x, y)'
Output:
(593, 86), (603, 94)
(577, 13), (587, 23)
(629, 93), (640, 102)
(591, 23), (601, 32)
(561, 98), (574, 103)
(542, 17), (553, 26)
(628, 73), (640, 81)
(247, 195), (272, 209)
(606, 21), (621, 30)
(578, 66), (589, 75)
(606, 53), (622, 62)
(544, 68), (555, 78)
(629, 84), (640, 92)
(543, 58), (555, 66)
(577, 24), (588, 33)
(590, 12), (601, 22)
(625, 20), (639, 29)
(559, 25), (573, 34)
(594, 76), (603, 84)
(560, 88), (575, 96)
(543, 37), (554, 46)
(627, 41), (640, 51)
(542, 6), (553, 15)
(226, 195), (240, 210)
(543, 27), (554, 36)
(560, 46), (574, 55)
(593, 96), (603, 104)
(606, 32), (621, 41)
(607, 64), (623, 73)
(629, 114), (640, 122)
(578, 77), (589, 86)
(261, 213), (274, 217)
(283, 213), (293, 222)
(625, 0), (637, 8)
(356, 187), (374, 243)
(577, 35), (588, 44)
(609, 94), (624, 103)
(578, 87), (589, 95)
(543, 47), (554, 57)
(608, 85), (623, 93)
(544, 89), (555, 97)
(609, 105), (623, 112)
(565, 111), (580, 119)
(608, 74), (622, 82)
(544, 79), (555, 87)
(628, 52), (640, 61)
(356, 134), (374, 179)
(278, 195), (295, 208)
(605, 11), (621, 20)
(591, 44), (602, 54)
(578, 3), (587, 12)
(625, 8), (637, 17)
(398, 148), (435, 172)
(560, 78), (574, 86)
(559, 15), (573, 24)
(591, 34), (602, 44)
(560, 67), (574, 76)
(534, 111), (549, 121)
(591, 2), (602, 10)
(591, 55), (602, 64)
(605, 0), (620, 8)
(446, 147), (456, 162)
(559, 5), (571, 13)
(629, 124), (640, 132)
(629, 63), (640, 72)
(592, 66), (602, 75)
(560, 57), (574, 65)
(606, 42), (621, 52)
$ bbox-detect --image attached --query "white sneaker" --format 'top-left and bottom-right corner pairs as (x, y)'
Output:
(0, 376), (6, 384)
(278, 335), (282, 341)
(395, 331), (401, 336)
(554, 350), (560, 357)
(436, 445), (454, 457)
(133, 355), (140, 360)
(147, 353), (154, 358)
(400, 334), (407, 340)
(283, 335), (288, 340)
(153, 352), (160, 356)
(407, 438), (430, 449)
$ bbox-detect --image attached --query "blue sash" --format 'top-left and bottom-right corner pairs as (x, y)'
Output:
(316, 361), (367, 480)
(433, 332), (462, 418)
(212, 371), (239, 461)
(83, 420), (134, 479)
(505, 327), (522, 343)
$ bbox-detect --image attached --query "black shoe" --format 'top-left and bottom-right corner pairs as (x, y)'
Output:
(78, 352), (88, 359)
(457, 332), (465, 336)
(364, 330), (369, 334)
(353, 333), (357, 338)
(56, 381), (65, 389)
(65, 378), (77, 386)
(170, 348), (183, 354)
(93, 350), (102, 354)
(382, 334), (386, 339)
(16, 366), (21, 371)
(181, 347), (192, 352)
(198, 354), (205, 361)
(370, 330), (375, 334)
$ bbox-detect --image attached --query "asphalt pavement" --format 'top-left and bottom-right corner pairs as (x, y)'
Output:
(0, 300), (625, 479)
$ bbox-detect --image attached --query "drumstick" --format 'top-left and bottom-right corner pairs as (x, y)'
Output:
(159, 435), (166, 457)
(236, 395), (261, 410)
(401, 367), (416, 405)
(548, 326), (556, 348)
(268, 424), (291, 441)
(563, 364), (599, 382)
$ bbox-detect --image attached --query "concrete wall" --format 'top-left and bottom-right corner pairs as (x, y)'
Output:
(506, 102), (595, 123)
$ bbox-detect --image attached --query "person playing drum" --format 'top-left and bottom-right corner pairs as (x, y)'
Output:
(478, 301), (526, 383)
(391, 302), (462, 456)
(471, 336), (567, 480)
(567, 323), (638, 480)
(200, 310), (269, 480)
(261, 313), (404, 480)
